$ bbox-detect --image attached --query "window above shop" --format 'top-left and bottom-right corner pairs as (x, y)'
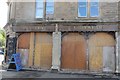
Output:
(46, 0), (54, 15)
(35, 0), (54, 19)
(36, 0), (44, 18)
(78, 0), (99, 18)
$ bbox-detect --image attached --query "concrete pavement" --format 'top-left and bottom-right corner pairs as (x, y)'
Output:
(1, 69), (119, 78)
(0, 54), (119, 79)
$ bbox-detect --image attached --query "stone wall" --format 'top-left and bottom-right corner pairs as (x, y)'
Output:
(8, 1), (119, 22)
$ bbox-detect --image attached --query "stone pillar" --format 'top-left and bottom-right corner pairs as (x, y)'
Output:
(116, 32), (120, 73)
(51, 32), (61, 70)
(9, 32), (16, 38)
(116, 31), (120, 73)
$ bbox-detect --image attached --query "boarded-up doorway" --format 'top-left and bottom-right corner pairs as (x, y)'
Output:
(61, 33), (87, 70)
(28, 33), (52, 69)
(17, 33), (30, 67)
(88, 33), (115, 72)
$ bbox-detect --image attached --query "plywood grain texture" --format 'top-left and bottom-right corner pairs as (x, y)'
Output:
(34, 33), (52, 69)
(88, 33), (115, 72)
(34, 33), (41, 68)
(89, 47), (103, 71)
(61, 33), (86, 70)
(28, 32), (35, 67)
(18, 33), (30, 49)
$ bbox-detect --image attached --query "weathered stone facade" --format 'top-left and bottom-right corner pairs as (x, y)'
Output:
(8, 1), (119, 22)
(4, 0), (120, 73)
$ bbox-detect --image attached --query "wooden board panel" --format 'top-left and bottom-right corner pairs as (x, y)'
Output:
(103, 47), (115, 72)
(28, 32), (35, 67)
(18, 33), (30, 49)
(34, 33), (41, 68)
(88, 33), (115, 72)
(34, 33), (52, 69)
(61, 33), (86, 70)
(89, 47), (103, 71)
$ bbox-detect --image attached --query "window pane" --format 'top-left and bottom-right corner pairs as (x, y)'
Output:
(36, 0), (44, 18)
(46, 0), (54, 6)
(46, 0), (54, 2)
(78, 0), (87, 2)
(46, 0), (54, 14)
(90, 0), (99, 17)
(36, 0), (44, 3)
(36, 2), (44, 8)
(46, 7), (54, 14)
(78, 0), (87, 17)
(36, 0), (44, 8)
(46, 2), (54, 7)
(36, 9), (43, 18)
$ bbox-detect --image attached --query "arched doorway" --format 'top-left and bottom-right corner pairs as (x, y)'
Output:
(61, 33), (87, 70)
(88, 32), (115, 72)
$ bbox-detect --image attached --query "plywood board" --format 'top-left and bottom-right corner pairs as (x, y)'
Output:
(103, 47), (115, 72)
(88, 33), (115, 71)
(34, 33), (52, 69)
(18, 33), (30, 49)
(28, 32), (34, 67)
(89, 47), (103, 71)
(34, 33), (41, 68)
(61, 33), (86, 70)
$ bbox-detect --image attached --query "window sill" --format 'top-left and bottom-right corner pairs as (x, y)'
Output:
(76, 17), (100, 20)
(35, 18), (44, 21)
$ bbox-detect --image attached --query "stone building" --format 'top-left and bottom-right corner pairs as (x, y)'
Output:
(4, 0), (120, 73)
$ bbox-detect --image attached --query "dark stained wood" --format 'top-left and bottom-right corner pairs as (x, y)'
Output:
(61, 33), (86, 70)
(18, 33), (30, 49)
(13, 23), (118, 32)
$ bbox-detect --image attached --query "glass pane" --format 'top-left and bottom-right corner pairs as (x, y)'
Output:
(46, 0), (54, 6)
(46, 7), (54, 14)
(36, 9), (43, 18)
(90, 0), (99, 17)
(78, 0), (87, 2)
(78, 7), (87, 17)
(36, 0), (44, 18)
(46, 2), (54, 7)
(46, 0), (54, 14)
(36, 0), (44, 2)
(78, 0), (87, 17)
(46, 0), (54, 2)
(90, 0), (99, 2)
(36, 2), (44, 8)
